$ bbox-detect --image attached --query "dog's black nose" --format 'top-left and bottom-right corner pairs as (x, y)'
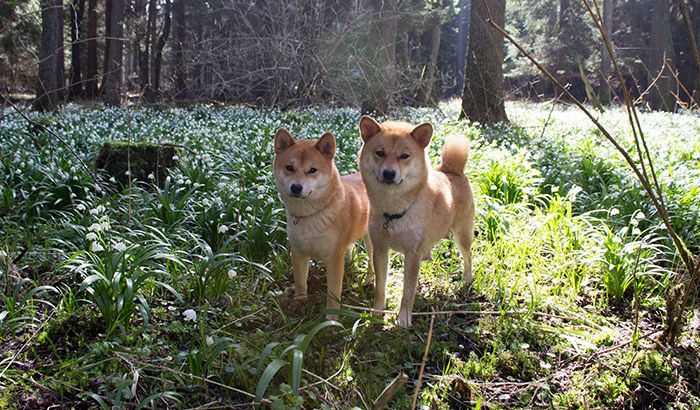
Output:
(382, 169), (396, 182)
(290, 183), (303, 195)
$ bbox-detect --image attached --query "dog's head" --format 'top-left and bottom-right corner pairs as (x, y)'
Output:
(358, 116), (432, 190)
(273, 128), (337, 201)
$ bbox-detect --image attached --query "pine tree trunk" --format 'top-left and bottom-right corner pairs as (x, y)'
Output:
(153, 0), (171, 93)
(85, 0), (98, 98)
(648, 0), (676, 111)
(460, 0), (507, 123)
(69, 0), (84, 99)
(173, 0), (187, 99)
(35, 0), (64, 111)
(104, 0), (124, 105)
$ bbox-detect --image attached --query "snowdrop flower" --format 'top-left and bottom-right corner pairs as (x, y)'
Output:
(610, 208), (620, 216)
(125, 170), (131, 176)
(109, 177), (117, 183)
(182, 309), (197, 322)
(76, 203), (86, 212)
(205, 336), (214, 346)
(218, 225), (229, 234)
(86, 232), (98, 241)
(632, 227), (642, 236)
(114, 242), (127, 252)
(88, 223), (102, 232)
(91, 242), (105, 252)
(228, 269), (237, 279)
(636, 212), (646, 220)
(245, 206), (253, 213)
(172, 155), (179, 161)
(101, 221), (110, 231)
(148, 173), (155, 180)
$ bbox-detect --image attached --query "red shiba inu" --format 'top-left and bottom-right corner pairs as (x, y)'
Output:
(273, 128), (372, 318)
(358, 116), (475, 327)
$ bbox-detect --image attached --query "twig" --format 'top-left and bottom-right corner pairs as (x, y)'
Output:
(372, 373), (408, 410)
(0, 94), (99, 186)
(0, 310), (56, 380)
(411, 313), (435, 410)
(214, 308), (264, 333)
(300, 361), (345, 391)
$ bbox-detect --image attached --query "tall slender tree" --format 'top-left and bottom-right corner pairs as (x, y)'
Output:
(35, 0), (65, 111)
(599, 0), (613, 105)
(172, 0), (187, 98)
(361, 0), (399, 114)
(460, 0), (507, 123)
(85, 0), (98, 98)
(68, 0), (85, 99)
(454, 0), (470, 95)
(152, 0), (171, 93)
(104, 0), (125, 105)
(648, 0), (676, 111)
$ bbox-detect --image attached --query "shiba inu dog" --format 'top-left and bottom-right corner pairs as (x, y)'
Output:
(358, 116), (475, 328)
(273, 128), (371, 318)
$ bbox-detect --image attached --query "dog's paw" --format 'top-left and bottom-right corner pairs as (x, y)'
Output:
(397, 309), (412, 328)
(371, 301), (385, 317)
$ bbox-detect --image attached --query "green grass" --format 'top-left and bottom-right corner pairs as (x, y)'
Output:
(0, 101), (698, 408)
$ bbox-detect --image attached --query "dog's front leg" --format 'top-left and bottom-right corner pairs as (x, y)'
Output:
(325, 251), (345, 320)
(372, 244), (389, 316)
(291, 247), (310, 300)
(397, 251), (421, 328)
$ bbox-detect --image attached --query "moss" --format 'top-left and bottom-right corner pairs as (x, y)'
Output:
(94, 141), (179, 187)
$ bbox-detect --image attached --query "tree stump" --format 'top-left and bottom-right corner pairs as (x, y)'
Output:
(95, 141), (179, 187)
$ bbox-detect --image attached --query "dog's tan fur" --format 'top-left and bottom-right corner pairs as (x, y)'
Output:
(273, 128), (371, 318)
(358, 116), (475, 327)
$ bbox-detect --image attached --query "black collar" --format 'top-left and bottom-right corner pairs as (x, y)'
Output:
(382, 210), (406, 229)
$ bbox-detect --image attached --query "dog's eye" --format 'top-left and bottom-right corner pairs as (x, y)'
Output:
(399, 153), (410, 160)
(375, 150), (385, 157)
(308, 167), (317, 174)
(286, 165), (294, 172)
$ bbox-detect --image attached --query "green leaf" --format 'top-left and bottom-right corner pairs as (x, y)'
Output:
(255, 358), (287, 403)
(290, 349), (303, 393)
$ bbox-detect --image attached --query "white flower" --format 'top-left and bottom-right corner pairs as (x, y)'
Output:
(172, 155), (179, 161)
(632, 227), (642, 236)
(76, 203), (86, 211)
(91, 242), (105, 252)
(205, 336), (214, 346)
(540, 361), (552, 370)
(109, 177), (117, 183)
(245, 206), (253, 212)
(114, 242), (127, 252)
(88, 223), (102, 232)
(124, 170), (131, 176)
(218, 225), (229, 234)
(228, 269), (237, 279)
(490, 184), (497, 191)
(86, 232), (98, 241)
(610, 208), (620, 216)
(182, 309), (197, 322)
(148, 173), (155, 180)
(636, 212), (646, 220)
(101, 221), (110, 231)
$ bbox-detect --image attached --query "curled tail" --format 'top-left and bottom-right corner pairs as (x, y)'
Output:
(436, 135), (470, 175)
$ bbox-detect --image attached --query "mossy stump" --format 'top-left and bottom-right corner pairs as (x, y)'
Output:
(95, 141), (179, 187)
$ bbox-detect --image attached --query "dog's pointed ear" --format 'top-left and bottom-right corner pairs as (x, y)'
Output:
(411, 122), (433, 148)
(359, 116), (381, 142)
(315, 132), (336, 159)
(274, 128), (295, 154)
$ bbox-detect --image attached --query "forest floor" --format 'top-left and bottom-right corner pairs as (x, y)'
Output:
(0, 100), (699, 409)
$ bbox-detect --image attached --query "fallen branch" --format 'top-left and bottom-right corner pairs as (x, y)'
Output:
(373, 373), (408, 410)
(411, 313), (435, 410)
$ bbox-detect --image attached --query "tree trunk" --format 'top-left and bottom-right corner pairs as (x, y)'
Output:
(454, 0), (470, 95)
(142, 0), (156, 97)
(152, 0), (171, 93)
(599, 0), (613, 105)
(69, 0), (84, 99)
(101, 0), (112, 94)
(35, 0), (64, 111)
(678, 0), (700, 104)
(104, 0), (124, 105)
(85, 0), (98, 98)
(648, 0), (676, 111)
(361, 0), (398, 115)
(460, 0), (508, 123)
(558, 0), (570, 72)
(173, 0), (187, 99)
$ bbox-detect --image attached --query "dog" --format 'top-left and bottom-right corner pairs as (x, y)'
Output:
(358, 116), (475, 328)
(273, 128), (372, 318)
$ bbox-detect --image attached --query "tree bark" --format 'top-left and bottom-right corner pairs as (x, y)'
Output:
(599, 0), (613, 105)
(35, 0), (64, 111)
(173, 0), (187, 99)
(101, 0), (112, 94)
(648, 0), (676, 111)
(142, 0), (156, 96)
(678, 0), (700, 104)
(85, 0), (98, 98)
(416, 10), (442, 105)
(104, 0), (124, 105)
(152, 0), (171, 92)
(460, 0), (508, 123)
(69, 0), (84, 99)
